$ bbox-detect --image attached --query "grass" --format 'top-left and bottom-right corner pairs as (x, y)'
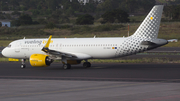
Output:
(156, 0), (167, 3)
(0, 58), (9, 62)
(0, 40), (12, 47)
(1, 57), (180, 63)
(88, 58), (179, 63)
(0, 22), (180, 47)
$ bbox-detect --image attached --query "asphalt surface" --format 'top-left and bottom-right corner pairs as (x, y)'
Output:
(1, 47), (180, 101)
(0, 62), (180, 101)
(0, 62), (180, 82)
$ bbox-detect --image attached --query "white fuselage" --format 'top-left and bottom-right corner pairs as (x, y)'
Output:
(2, 36), (168, 60)
(2, 37), (142, 59)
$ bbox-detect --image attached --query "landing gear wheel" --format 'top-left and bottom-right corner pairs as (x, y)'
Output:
(21, 64), (26, 69)
(83, 62), (91, 68)
(63, 64), (71, 69)
(21, 59), (26, 69)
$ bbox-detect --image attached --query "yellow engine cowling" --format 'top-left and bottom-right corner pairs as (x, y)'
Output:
(30, 54), (53, 67)
(62, 60), (81, 65)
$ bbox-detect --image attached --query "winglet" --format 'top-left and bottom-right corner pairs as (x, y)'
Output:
(42, 35), (52, 53)
(44, 35), (52, 48)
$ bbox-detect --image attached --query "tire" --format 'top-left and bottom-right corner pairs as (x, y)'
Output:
(21, 64), (26, 69)
(63, 64), (71, 69)
(83, 62), (91, 68)
(87, 62), (91, 67)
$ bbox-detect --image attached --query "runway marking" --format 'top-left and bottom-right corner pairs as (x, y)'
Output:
(0, 82), (155, 99)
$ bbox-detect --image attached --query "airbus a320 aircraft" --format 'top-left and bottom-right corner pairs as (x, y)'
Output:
(2, 5), (168, 69)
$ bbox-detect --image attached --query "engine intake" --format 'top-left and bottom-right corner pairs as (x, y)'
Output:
(30, 54), (53, 67)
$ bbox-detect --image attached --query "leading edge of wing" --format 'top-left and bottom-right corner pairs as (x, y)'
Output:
(46, 49), (92, 59)
(42, 35), (92, 59)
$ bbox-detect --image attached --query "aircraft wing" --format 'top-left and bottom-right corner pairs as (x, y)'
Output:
(42, 48), (77, 58)
(41, 35), (91, 59)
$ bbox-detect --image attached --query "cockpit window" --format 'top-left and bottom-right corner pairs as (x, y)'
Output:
(7, 44), (11, 48)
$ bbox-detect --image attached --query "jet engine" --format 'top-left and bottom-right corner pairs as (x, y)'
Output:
(30, 54), (53, 67)
(62, 60), (81, 65)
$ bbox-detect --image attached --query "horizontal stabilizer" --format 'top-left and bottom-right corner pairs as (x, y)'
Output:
(141, 39), (168, 50)
(141, 41), (157, 45)
(168, 39), (178, 42)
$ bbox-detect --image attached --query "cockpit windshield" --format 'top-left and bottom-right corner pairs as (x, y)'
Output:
(7, 44), (11, 48)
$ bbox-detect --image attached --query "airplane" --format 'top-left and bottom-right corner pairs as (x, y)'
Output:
(2, 5), (169, 69)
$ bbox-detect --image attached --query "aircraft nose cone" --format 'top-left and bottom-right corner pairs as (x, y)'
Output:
(2, 48), (8, 57)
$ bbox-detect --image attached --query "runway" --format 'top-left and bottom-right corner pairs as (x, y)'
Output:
(0, 62), (180, 101)
(0, 62), (180, 82)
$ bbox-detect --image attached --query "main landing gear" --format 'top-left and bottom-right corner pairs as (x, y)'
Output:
(62, 61), (91, 70)
(83, 60), (91, 68)
(63, 64), (71, 69)
(21, 59), (26, 69)
(83, 62), (91, 68)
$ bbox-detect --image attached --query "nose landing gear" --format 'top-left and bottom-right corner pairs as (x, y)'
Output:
(21, 59), (26, 68)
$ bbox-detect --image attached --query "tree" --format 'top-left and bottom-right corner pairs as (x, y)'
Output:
(12, 11), (21, 15)
(45, 22), (57, 29)
(59, 15), (70, 23)
(97, 0), (114, 12)
(76, 14), (94, 25)
(11, 20), (21, 27)
(172, 6), (180, 20)
(0, 15), (5, 19)
(9, 0), (19, 10)
(19, 14), (33, 25)
(46, 0), (59, 10)
(164, 5), (180, 20)
(101, 9), (129, 24)
(0, 22), (2, 27)
(31, 9), (40, 16)
(38, 18), (47, 24)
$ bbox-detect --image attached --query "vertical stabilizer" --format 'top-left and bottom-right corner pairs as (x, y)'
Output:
(131, 5), (164, 39)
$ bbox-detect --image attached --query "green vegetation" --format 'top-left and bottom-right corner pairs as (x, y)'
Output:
(76, 14), (94, 25)
(101, 9), (129, 24)
(0, 40), (11, 47)
(0, 58), (9, 62)
(88, 58), (180, 63)
(45, 23), (57, 29)
(0, 0), (158, 26)
(71, 24), (124, 34)
(1, 57), (180, 63)
(156, 0), (167, 3)
(0, 21), (180, 47)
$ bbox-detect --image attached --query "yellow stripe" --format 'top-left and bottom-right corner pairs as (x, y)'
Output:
(44, 35), (52, 48)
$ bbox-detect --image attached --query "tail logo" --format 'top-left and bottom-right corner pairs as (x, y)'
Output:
(150, 17), (153, 20)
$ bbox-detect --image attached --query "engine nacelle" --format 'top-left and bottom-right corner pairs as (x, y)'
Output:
(62, 60), (81, 65)
(30, 54), (53, 67)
